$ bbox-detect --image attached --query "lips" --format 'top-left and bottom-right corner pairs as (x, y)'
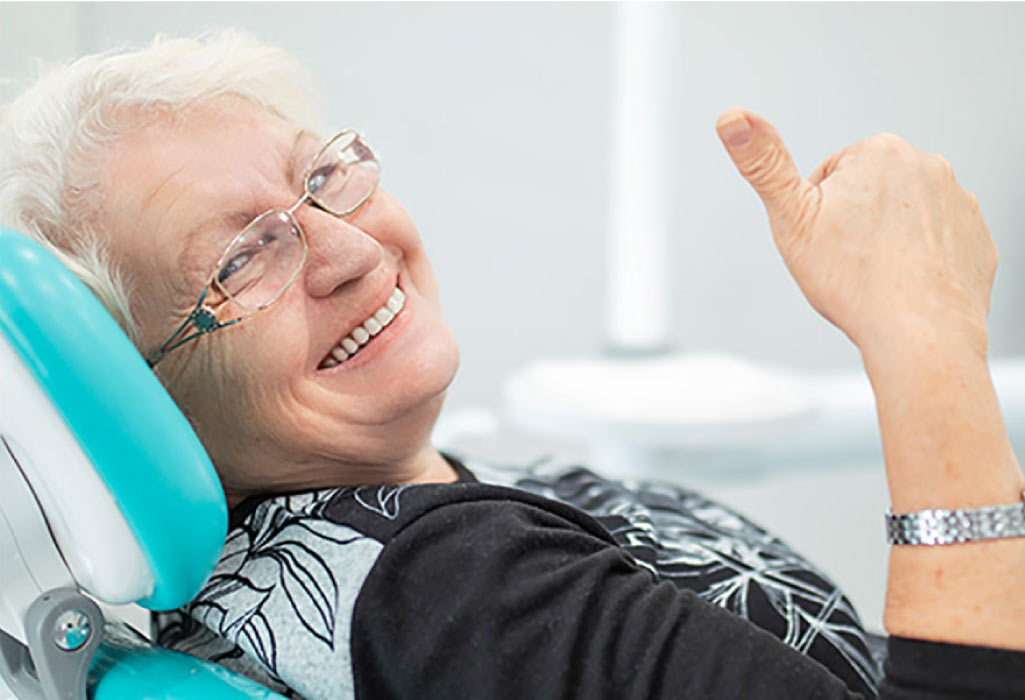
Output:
(318, 281), (405, 369)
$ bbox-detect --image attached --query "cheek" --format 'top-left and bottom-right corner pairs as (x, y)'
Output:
(362, 193), (441, 305)
(407, 249), (441, 308)
(226, 312), (311, 405)
(174, 312), (308, 444)
(383, 240), (440, 310)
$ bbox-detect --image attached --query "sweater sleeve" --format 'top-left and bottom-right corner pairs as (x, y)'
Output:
(349, 498), (863, 699)
(880, 637), (1025, 699)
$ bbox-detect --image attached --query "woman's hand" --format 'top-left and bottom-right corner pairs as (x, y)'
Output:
(715, 109), (996, 360)
(717, 110), (1025, 651)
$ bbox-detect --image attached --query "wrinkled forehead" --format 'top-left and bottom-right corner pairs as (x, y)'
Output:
(98, 100), (317, 292)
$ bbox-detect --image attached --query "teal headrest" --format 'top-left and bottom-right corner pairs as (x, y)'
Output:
(0, 226), (226, 610)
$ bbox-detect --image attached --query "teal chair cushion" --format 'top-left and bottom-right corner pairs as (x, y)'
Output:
(89, 624), (287, 700)
(0, 226), (226, 611)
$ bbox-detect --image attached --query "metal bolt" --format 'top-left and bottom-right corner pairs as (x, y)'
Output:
(53, 610), (91, 651)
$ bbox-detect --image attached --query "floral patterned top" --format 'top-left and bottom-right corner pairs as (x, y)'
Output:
(155, 454), (885, 699)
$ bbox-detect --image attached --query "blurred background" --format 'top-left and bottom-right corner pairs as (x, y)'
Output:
(3, 1), (1024, 633)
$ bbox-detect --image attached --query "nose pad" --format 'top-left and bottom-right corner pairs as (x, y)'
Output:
(300, 214), (383, 298)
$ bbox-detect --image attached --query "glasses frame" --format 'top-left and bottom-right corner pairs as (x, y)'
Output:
(146, 129), (380, 368)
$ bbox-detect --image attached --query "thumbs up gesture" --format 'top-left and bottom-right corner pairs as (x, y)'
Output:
(716, 109), (997, 360)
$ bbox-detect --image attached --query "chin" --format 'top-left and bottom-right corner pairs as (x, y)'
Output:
(376, 328), (460, 425)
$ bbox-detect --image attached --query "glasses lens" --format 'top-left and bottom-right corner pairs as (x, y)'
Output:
(306, 131), (380, 216)
(214, 211), (305, 310)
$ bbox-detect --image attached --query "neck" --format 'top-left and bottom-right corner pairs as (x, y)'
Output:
(407, 442), (460, 484)
(222, 442), (458, 509)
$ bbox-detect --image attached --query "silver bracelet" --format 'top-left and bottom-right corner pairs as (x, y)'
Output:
(885, 489), (1025, 545)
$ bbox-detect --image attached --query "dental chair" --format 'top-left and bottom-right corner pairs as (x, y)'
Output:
(0, 226), (286, 700)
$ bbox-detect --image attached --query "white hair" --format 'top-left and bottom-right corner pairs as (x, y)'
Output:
(0, 30), (322, 344)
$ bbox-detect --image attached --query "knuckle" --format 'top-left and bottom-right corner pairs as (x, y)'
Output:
(928, 152), (955, 177)
(870, 132), (908, 150)
(743, 147), (786, 188)
(982, 235), (1000, 275)
(858, 133), (914, 165)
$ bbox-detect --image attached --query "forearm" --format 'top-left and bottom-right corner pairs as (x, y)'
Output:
(861, 330), (1025, 650)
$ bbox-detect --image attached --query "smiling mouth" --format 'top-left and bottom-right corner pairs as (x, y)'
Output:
(318, 286), (406, 369)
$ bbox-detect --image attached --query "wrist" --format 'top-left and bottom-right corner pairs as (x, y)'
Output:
(860, 329), (1022, 513)
(884, 537), (1025, 650)
(857, 321), (989, 380)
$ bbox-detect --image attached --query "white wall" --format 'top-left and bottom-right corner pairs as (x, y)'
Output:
(0, 3), (84, 92)
(3, 1), (1025, 632)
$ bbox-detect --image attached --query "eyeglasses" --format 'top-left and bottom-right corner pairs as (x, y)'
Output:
(146, 130), (380, 368)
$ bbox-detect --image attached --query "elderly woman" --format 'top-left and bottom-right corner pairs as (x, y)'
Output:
(1, 32), (1023, 700)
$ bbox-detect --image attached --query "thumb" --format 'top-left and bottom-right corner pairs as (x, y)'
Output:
(716, 109), (813, 225)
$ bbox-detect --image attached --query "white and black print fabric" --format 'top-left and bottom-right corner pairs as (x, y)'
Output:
(156, 456), (882, 699)
(156, 490), (383, 698)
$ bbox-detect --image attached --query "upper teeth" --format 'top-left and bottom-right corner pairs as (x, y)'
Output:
(321, 286), (405, 368)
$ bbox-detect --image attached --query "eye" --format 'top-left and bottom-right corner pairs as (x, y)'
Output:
(307, 163), (340, 194)
(217, 230), (279, 285)
(217, 250), (253, 284)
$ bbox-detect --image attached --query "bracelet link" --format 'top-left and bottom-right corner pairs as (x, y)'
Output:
(885, 491), (1025, 545)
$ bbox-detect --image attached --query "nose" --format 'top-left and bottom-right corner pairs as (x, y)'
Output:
(298, 206), (383, 298)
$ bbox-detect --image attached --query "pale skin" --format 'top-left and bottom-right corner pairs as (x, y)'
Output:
(716, 109), (1025, 650)
(99, 98), (1024, 652)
